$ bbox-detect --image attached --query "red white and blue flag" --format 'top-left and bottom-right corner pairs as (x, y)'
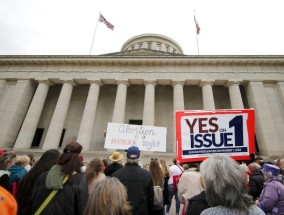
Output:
(194, 15), (200, 35)
(99, 14), (114, 30)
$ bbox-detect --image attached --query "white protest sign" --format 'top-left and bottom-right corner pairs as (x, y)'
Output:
(104, 123), (167, 152)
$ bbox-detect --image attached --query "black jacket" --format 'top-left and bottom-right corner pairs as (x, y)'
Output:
(186, 191), (209, 215)
(104, 162), (123, 176)
(31, 172), (88, 215)
(248, 172), (265, 200)
(113, 162), (154, 215)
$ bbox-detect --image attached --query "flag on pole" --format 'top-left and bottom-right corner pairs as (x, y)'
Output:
(99, 14), (114, 30)
(194, 15), (200, 35)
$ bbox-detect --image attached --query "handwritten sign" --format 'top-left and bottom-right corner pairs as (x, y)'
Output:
(105, 123), (167, 152)
(176, 109), (255, 163)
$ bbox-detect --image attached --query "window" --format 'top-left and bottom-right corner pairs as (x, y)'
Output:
(166, 45), (170, 52)
(129, 120), (143, 125)
(148, 42), (152, 49)
(31, 128), (44, 147)
(139, 42), (143, 48)
(59, 129), (66, 147)
(157, 42), (161, 50)
(173, 48), (176, 53)
(131, 45), (135, 50)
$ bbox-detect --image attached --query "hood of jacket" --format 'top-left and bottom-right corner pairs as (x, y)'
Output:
(188, 191), (207, 203)
(8, 164), (25, 174)
(45, 164), (65, 190)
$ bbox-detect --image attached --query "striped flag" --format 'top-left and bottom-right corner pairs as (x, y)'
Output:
(194, 15), (200, 35)
(99, 14), (114, 30)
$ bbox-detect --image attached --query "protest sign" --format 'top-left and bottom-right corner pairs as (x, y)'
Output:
(176, 109), (255, 163)
(105, 123), (167, 152)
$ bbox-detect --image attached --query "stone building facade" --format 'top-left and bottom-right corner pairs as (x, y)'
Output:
(0, 34), (284, 158)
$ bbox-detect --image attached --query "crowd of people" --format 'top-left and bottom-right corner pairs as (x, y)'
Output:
(1, 145), (284, 215)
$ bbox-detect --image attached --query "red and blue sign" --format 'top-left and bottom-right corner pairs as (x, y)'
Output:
(176, 109), (255, 163)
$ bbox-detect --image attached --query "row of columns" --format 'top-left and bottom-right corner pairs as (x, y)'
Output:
(10, 79), (245, 151)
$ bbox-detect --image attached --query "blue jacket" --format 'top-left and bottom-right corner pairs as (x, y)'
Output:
(8, 164), (27, 185)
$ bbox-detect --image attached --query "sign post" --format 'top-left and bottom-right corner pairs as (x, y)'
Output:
(176, 109), (255, 163)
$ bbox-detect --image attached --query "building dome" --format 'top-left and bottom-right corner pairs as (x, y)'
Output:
(120, 33), (184, 55)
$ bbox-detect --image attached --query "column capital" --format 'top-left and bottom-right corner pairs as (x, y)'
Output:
(116, 80), (129, 86)
(88, 80), (103, 86)
(144, 80), (156, 86)
(199, 80), (215, 87)
(172, 80), (185, 87)
(62, 80), (78, 86)
(36, 79), (54, 86)
(225, 80), (243, 87)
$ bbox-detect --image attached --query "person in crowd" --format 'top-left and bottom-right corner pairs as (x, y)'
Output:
(0, 185), (18, 215)
(186, 176), (209, 215)
(257, 163), (284, 214)
(25, 153), (36, 172)
(274, 159), (284, 175)
(200, 155), (265, 215)
(166, 158), (184, 215)
(85, 158), (106, 195)
(0, 152), (16, 191)
(105, 151), (124, 176)
(15, 149), (60, 215)
(255, 156), (264, 168)
(102, 158), (110, 172)
(113, 146), (154, 215)
(8, 155), (30, 195)
(31, 142), (88, 215)
(79, 154), (87, 173)
(159, 159), (170, 211)
(84, 176), (132, 215)
(240, 163), (250, 189)
(178, 166), (203, 215)
(247, 162), (265, 200)
(149, 158), (164, 215)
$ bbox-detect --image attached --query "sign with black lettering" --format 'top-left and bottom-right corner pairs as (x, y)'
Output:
(105, 123), (167, 152)
(176, 109), (255, 163)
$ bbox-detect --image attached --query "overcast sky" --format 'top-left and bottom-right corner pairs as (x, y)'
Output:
(1, 0), (283, 56)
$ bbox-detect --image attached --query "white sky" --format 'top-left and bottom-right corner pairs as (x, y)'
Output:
(0, 0), (283, 56)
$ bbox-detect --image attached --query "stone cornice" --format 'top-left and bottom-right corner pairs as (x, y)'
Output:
(0, 55), (284, 67)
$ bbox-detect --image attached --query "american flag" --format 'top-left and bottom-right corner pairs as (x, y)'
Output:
(194, 15), (200, 35)
(99, 14), (114, 30)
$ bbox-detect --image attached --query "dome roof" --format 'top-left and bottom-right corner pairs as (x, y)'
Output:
(120, 34), (184, 55)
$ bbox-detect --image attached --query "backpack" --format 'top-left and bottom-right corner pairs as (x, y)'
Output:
(153, 185), (163, 208)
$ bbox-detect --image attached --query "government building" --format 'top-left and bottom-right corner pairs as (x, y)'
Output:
(0, 34), (284, 161)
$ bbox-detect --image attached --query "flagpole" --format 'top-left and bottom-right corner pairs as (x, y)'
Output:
(89, 13), (101, 55)
(194, 10), (200, 55)
(195, 30), (200, 55)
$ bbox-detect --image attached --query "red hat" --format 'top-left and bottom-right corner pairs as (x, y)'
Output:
(0, 150), (4, 156)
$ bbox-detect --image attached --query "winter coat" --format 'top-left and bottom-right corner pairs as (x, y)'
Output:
(113, 162), (154, 215)
(31, 165), (88, 215)
(0, 170), (10, 190)
(8, 164), (27, 194)
(248, 172), (265, 200)
(259, 179), (284, 214)
(201, 205), (265, 215)
(104, 162), (123, 176)
(186, 191), (209, 215)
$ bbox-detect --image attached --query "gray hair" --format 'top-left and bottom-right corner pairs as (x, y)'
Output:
(200, 155), (253, 211)
(126, 158), (139, 164)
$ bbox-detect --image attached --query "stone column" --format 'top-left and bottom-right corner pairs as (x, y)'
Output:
(0, 79), (7, 99)
(173, 81), (185, 111)
(77, 80), (102, 151)
(143, 80), (156, 126)
(172, 81), (185, 153)
(42, 80), (76, 150)
(200, 80), (215, 110)
(226, 80), (244, 109)
(112, 80), (129, 123)
(14, 80), (52, 149)
(0, 80), (36, 148)
(276, 81), (284, 108)
(246, 81), (281, 156)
